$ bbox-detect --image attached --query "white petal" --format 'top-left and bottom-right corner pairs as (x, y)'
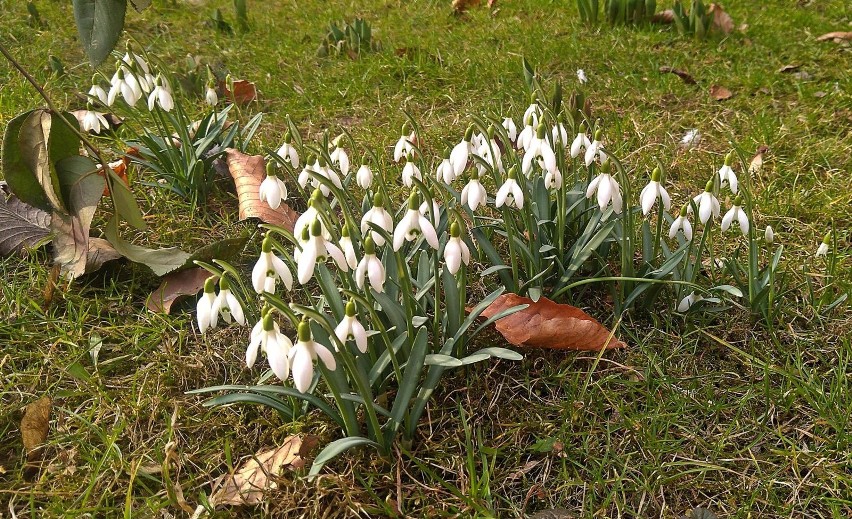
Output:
(352, 320), (368, 353)
(737, 209), (750, 235)
(367, 257), (385, 292)
(291, 346), (313, 392)
(450, 141), (469, 176)
(252, 255), (268, 293)
(683, 219), (693, 240)
(721, 207), (735, 231)
(227, 293), (245, 325)
(314, 343), (337, 371)
(267, 334), (290, 381)
(272, 254), (293, 290)
(586, 174), (602, 199)
(246, 333), (262, 368)
(597, 176), (612, 211)
(419, 215), (439, 249)
(660, 186), (671, 211)
(668, 218), (681, 239)
(640, 183), (656, 215)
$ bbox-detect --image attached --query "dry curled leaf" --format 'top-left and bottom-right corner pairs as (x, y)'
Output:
(816, 31), (852, 42)
(220, 79), (258, 105)
(659, 66), (697, 85)
(478, 294), (626, 350)
(225, 149), (299, 231)
(708, 4), (734, 34)
(21, 396), (51, 461)
(709, 84), (733, 101)
(211, 435), (319, 507)
(147, 267), (211, 313)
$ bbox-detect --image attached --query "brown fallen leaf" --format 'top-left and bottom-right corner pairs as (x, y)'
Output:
(659, 66), (697, 85)
(651, 9), (674, 24)
(816, 31), (852, 42)
(21, 396), (51, 461)
(452, 0), (480, 12)
(225, 149), (299, 231)
(478, 293), (626, 350)
(220, 79), (258, 105)
(709, 84), (733, 101)
(211, 435), (319, 507)
(708, 3), (734, 34)
(777, 64), (801, 74)
(147, 267), (211, 313)
(749, 145), (768, 174)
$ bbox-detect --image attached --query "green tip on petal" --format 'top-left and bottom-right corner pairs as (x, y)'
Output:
(203, 276), (216, 293)
(310, 188), (322, 202)
(705, 178), (715, 192)
(364, 236), (376, 254)
(529, 92), (537, 104)
(341, 224), (350, 238)
(306, 153), (316, 164)
(300, 225), (310, 241)
(401, 121), (410, 134)
(261, 236), (273, 253)
(651, 167), (661, 182)
(450, 221), (461, 238)
(361, 153), (369, 164)
(310, 219), (322, 236)
(345, 300), (357, 317)
(318, 156), (327, 168)
(680, 204), (689, 217)
(219, 276), (231, 291)
(297, 320), (312, 342)
(408, 192), (420, 210)
(262, 314), (275, 332)
(443, 147), (451, 159)
(284, 131), (292, 143)
(601, 160), (612, 174)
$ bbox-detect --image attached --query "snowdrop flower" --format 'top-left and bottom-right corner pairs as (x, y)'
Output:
(669, 205), (693, 241)
(361, 192), (394, 246)
(721, 196), (749, 236)
(478, 133), (504, 174)
(246, 313), (292, 382)
(276, 132), (300, 169)
(717, 152), (739, 194)
(461, 171), (488, 211)
(335, 300), (368, 353)
(252, 237), (293, 293)
(419, 198), (441, 229)
(552, 119), (569, 148)
(355, 236), (386, 292)
(496, 166), (524, 209)
(211, 277), (245, 326)
(339, 225), (358, 270)
(680, 128), (701, 149)
(81, 105), (110, 134)
(577, 69), (588, 84)
(147, 75), (174, 112)
(544, 168), (563, 190)
(677, 291), (703, 312)
(329, 136), (350, 176)
(585, 162), (623, 213)
(121, 47), (150, 78)
(88, 78), (109, 105)
(522, 123), (557, 177)
(584, 129), (605, 167)
(196, 277), (218, 333)
(293, 191), (330, 241)
(259, 161), (288, 210)
(764, 225), (774, 244)
(444, 221), (471, 275)
(450, 126), (475, 178)
(205, 82), (218, 106)
(300, 157), (342, 197)
(393, 192), (439, 251)
(522, 94), (541, 129)
(517, 114), (536, 151)
(290, 320), (336, 393)
(816, 232), (830, 257)
(691, 179), (721, 225)
(356, 161), (373, 190)
(639, 167), (671, 215)
(435, 148), (455, 185)
(502, 117), (517, 143)
(107, 66), (141, 106)
(298, 219), (348, 284)
(570, 131), (591, 159)
(401, 154), (422, 188)
(393, 124), (416, 162)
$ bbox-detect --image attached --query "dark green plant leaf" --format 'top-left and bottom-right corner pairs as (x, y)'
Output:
(73, 0), (127, 66)
(307, 437), (378, 478)
(104, 217), (190, 276)
(2, 110), (51, 211)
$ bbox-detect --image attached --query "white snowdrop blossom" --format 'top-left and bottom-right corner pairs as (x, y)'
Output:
(211, 277), (245, 326)
(290, 320), (336, 393)
(252, 237), (294, 294)
(677, 291), (703, 312)
(246, 313), (292, 382)
(147, 75), (174, 112)
(276, 133), (300, 169)
(691, 179), (721, 225)
(552, 122), (569, 148)
(522, 95), (541, 129)
(570, 132), (591, 159)
(584, 129), (605, 167)
(356, 163), (373, 189)
(669, 205), (693, 241)
(816, 233), (830, 257)
(329, 137), (350, 176)
(680, 128), (701, 149)
(522, 123), (557, 177)
(205, 85), (218, 106)
(393, 126), (416, 162)
(517, 116), (535, 151)
(639, 168), (671, 215)
(577, 69), (588, 84)
(419, 198), (441, 229)
(450, 127), (475, 178)
(293, 192), (330, 241)
(361, 193), (394, 246)
(721, 196), (749, 236)
(764, 225), (774, 244)
(443, 222), (471, 275)
(355, 236), (386, 292)
(717, 152), (739, 194)
(502, 117), (517, 143)
(478, 137), (504, 174)
(393, 193), (440, 251)
(258, 161), (288, 210)
(196, 277), (218, 334)
(88, 81), (109, 105)
(334, 301), (368, 354)
(299, 157), (342, 197)
(81, 107), (110, 134)
(495, 167), (524, 209)
(544, 168), (563, 190)
(401, 155), (422, 188)
(107, 67), (141, 106)
(297, 219), (348, 285)
(339, 225), (358, 270)
(586, 164), (623, 213)
(461, 172), (488, 211)
(435, 151), (455, 185)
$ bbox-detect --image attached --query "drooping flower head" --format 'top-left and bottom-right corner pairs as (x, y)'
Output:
(297, 219), (348, 284)
(339, 224), (358, 270)
(691, 178), (721, 225)
(522, 122), (557, 177)
(196, 276), (218, 334)
(584, 128), (605, 167)
(88, 75), (109, 105)
(205, 78), (219, 106)
(107, 64), (141, 107)
(276, 132), (300, 169)
(721, 195), (749, 236)
(718, 151), (739, 194)
(460, 169), (488, 211)
(361, 192), (394, 246)
(585, 160), (623, 213)
(764, 225), (775, 244)
(443, 221), (471, 275)
(355, 236), (386, 293)
(669, 204), (693, 241)
(81, 104), (110, 134)
(570, 130), (591, 159)
(252, 236), (294, 294)
(450, 125), (475, 178)
(639, 167), (671, 215)
(211, 276), (245, 326)
(816, 232), (831, 257)
(436, 147), (455, 185)
(495, 166), (524, 209)
(393, 122), (416, 162)
(402, 152), (422, 188)
(259, 160), (288, 210)
(329, 135), (350, 176)
(356, 155), (373, 189)
(147, 74), (174, 112)
(246, 311), (292, 382)
(522, 92), (541, 130)
(334, 300), (368, 354)
(290, 319), (336, 393)
(502, 117), (517, 144)
(393, 191), (439, 251)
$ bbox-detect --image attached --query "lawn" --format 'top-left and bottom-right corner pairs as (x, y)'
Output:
(1, 0), (850, 517)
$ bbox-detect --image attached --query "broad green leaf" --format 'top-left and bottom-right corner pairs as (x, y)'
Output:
(107, 169), (145, 230)
(105, 217), (190, 276)
(473, 347), (524, 361)
(424, 354), (463, 368)
(387, 327), (428, 436)
(308, 437), (378, 478)
(202, 392), (295, 420)
(73, 0), (128, 66)
(2, 110), (51, 210)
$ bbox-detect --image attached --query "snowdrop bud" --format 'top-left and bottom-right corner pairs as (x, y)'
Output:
(764, 226), (774, 244)
(464, 125), (474, 141)
(651, 167), (661, 182)
(594, 128), (602, 141)
(816, 232), (830, 257)
(197, 277), (218, 333)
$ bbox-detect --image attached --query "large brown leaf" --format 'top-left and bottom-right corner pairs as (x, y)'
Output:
(225, 149), (299, 231)
(708, 3), (734, 34)
(147, 267), (211, 313)
(210, 435), (319, 507)
(478, 294), (626, 350)
(21, 396), (51, 461)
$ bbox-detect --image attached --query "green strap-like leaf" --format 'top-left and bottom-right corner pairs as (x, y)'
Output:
(308, 436), (378, 478)
(73, 0), (128, 66)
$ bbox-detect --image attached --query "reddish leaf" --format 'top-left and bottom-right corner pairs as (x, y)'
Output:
(147, 267), (211, 313)
(225, 149), (299, 231)
(651, 9), (674, 24)
(816, 31), (852, 42)
(659, 66), (697, 85)
(708, 3), (734, 34)
(220, 79), (257, 105)
(709, 84), (733, 101)
(478, 294), (626, 350)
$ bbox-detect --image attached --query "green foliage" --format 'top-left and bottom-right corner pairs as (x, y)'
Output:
(72, 0), (128, 66)
(317, 18), (381, 58)
(234, 0), (249, 32)
(671, 0), (712, 39)
(578, 0), (656, 26)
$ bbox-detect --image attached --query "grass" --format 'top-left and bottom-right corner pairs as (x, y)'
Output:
(1, 0), (851, 517)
